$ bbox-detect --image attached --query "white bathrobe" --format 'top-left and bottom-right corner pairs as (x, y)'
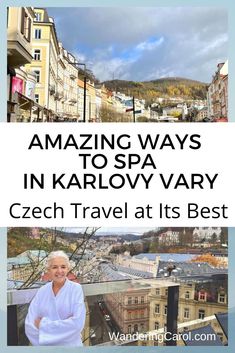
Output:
(25, 279), (86, 346)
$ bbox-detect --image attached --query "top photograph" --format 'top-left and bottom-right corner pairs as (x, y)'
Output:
(7, 7), (228, 123)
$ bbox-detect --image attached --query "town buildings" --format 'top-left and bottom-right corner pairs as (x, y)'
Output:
(207, 61), (228, 121)
(7, 225), (228, 346)
(7, 7), (35, 122)
(7, 7), (138, 123)
(25, 8), (80, 122)
(148, 273), (228, 346)
(8, 8), (228, 123)
(97, 258), (227, 346)
(105, 255), (227, 344)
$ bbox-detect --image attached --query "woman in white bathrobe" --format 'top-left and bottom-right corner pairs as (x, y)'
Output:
(25, 250), (86, 346)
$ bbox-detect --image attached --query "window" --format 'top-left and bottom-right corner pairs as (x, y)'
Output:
(198, 309), (205, 320)
(21, 8), (31, 42)
(165, 289), (168, 296)
(156, 288), (160, 296)
(140, 296), (144, 304)
(34, 29), (41, 39)
(140, 323), (144, 332)
(164, 305), (168, 315)
(185, 291), (190, 299)
(217, 333), (224, 343)
(35, 12), (42, 21)
(184, 308), (190, 319)
(134, 297), (138, 304)
(155, 304), (160, 314)
(154, 339), (158, 346)
(198, 291), (207, 301)
(155, 322), (159, 330)
(34, 94), (39, 104)
(218, 293), (226, 303)
(133, 324), (138, 333)
(33, 49), (41, 61)
(33, 70), (40, 83)
(128, 325), (131, 334)
(127, 297), (132, 305)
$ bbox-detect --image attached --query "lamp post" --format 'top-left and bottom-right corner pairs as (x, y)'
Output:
(133, 96), (136, 122)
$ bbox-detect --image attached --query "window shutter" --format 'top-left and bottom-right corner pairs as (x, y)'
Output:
(21, 8), (25, 34)
(28, 17), (31, 41)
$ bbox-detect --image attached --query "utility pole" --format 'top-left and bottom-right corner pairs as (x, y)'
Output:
(83, 75), (87, 123)
(133, 96), (136, 122)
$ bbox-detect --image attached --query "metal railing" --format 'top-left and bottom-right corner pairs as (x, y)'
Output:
(7, 278), (179, 346)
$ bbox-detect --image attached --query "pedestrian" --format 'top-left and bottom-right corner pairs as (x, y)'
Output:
(25, 250), (86, 346)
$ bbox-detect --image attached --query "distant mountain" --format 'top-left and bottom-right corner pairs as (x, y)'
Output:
(103, 77), (208, 103)
(120, 233), (142, 241)
(96, 232), (142, 241)
(97, 231), (142, 236)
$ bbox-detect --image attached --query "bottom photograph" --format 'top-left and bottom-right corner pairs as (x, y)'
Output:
(7, 226), (228, 347)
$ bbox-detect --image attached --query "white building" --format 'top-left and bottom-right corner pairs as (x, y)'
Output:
(193, 227), (221, 242)
(158, 230), (180, 246)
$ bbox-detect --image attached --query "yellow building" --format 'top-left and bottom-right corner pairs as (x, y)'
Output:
(25, 8), (80, 121)
(7, 7), (34, 68)
(148, 281), (227, 346)
(104, 290), (150, 335)
(24, 8), (60, 121)
(78, 78), (85, 121)
(7, 7), (35, 121)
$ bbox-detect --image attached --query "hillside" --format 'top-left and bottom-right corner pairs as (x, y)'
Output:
(7, 228), (73, 257)
(103, 77), (208, 103)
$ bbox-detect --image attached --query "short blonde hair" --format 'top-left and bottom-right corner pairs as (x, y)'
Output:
(46, 250), (71, 270)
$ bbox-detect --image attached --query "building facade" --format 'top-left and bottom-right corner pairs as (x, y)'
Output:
(207, 61), (228, 121)
(7, 7), (35, 121)
(148, 277), (228, 346)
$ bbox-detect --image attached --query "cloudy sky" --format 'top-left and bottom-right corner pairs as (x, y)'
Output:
(47, 7), (228, 83)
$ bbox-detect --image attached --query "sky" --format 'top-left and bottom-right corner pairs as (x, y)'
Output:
(47, 7), (228, 83)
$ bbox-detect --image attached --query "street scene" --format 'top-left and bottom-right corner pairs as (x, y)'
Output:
(7, 7), (228, 123)
(8, 227), (228, 346)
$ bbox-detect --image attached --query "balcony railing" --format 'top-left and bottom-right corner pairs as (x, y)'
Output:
(7, 278), (180, 346)
(123, 301), (149, 308)
(49, 85), (56, 95)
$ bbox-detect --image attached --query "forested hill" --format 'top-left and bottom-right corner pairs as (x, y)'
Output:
(103, 77), (208, 103)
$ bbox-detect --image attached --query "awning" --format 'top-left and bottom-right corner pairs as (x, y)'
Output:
(13, 92), (57, 121)
(16, 92), (41, 111)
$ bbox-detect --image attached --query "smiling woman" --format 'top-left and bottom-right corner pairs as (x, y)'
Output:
(25, 251), (86, 346)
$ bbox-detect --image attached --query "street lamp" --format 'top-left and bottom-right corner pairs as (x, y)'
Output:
(133, 96), (136, 122)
